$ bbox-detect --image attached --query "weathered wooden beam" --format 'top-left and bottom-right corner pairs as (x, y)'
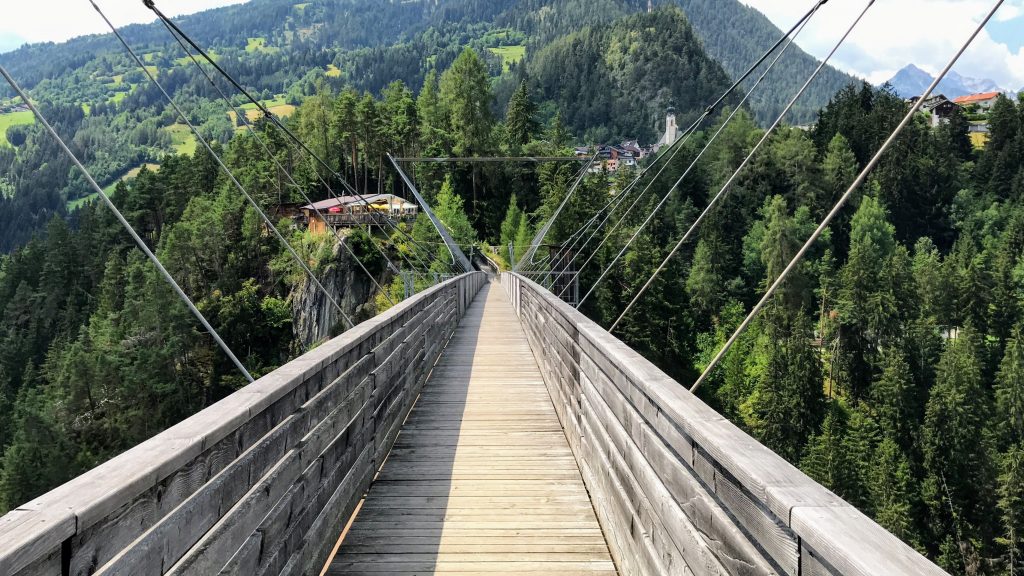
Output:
(501, 272), (948, 576)
(0, 272), (487, 576)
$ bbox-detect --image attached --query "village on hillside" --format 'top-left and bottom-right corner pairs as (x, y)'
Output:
(575, 108), (681, 173)
(579, 90), (1008, 174)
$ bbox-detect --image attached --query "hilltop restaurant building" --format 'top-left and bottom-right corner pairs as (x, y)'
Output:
(301, 194), (418, 234)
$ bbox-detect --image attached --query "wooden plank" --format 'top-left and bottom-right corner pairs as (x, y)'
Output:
(329, 284), (614, 576)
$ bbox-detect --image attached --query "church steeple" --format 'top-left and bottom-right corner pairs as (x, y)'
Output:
(656, 106), (679, 149)
(648, 0), (653, 13)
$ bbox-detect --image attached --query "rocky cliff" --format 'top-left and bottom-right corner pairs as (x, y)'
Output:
(290, 239), (383, 348)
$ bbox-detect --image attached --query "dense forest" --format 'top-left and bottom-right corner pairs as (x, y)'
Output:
(555, 87), (1024, 575)
(3, 0), (1023, 574)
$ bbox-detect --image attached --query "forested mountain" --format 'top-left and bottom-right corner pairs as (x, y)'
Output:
(528, 10), (734, 143)
(0, 0), (859, 253)
(9, 1), (1024, 573)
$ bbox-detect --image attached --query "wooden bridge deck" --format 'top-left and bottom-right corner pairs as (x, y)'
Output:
(327, 282), (616, 575)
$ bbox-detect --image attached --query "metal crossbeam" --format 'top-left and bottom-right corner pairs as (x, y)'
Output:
(392, 156), (586, 163)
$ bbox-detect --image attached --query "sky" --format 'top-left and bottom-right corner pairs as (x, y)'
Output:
(0, 0), (245, 53)
(2, 0), (1023, 90)
(740, 0), (1024, 90)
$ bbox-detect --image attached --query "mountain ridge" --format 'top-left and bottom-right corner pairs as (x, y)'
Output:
(884, 63), (1013, 99)
(0, 0), (861, 125)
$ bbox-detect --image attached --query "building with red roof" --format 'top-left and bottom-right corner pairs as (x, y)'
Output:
(953, 91), (1001, 111)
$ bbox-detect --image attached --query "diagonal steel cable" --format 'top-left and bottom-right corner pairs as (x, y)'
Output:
(575, 0), (832, 307)
(559, 0), (830, 299)
(145, 0), (440, 272)
(158, 20), (398, 303)
(689, 0), (1005, 394)
(0, 64), (254, 383)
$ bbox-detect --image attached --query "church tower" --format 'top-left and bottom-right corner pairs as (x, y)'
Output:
(648, 0), (653, 13)
(658, 107), (678, 148)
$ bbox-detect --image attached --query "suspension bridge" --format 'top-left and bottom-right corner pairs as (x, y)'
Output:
(0, 0), (1007, 573)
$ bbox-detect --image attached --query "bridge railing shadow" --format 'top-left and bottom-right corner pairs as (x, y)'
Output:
(329, 284), (491, 574)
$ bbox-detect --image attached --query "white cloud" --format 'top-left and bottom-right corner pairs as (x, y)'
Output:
(740, 0), (1024, 90)
(0, 0), (247, 52)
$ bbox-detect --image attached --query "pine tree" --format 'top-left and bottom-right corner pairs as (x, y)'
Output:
(837, 195), (898, 397)
(434, 176), (478, 248)
(758, 195), (808, 310)
(822, 134), (858, 200)
(801, 402), (860, 500)
(685, 237), (724, 319)
(505, 80), (539, 150)
(547, 111), (571, 150)
(499, 195), (524, 265)
(870, 437), (920, 548)
(439, 48), (494, 156)
(922, 330), (998, 555)
(871, 348), (918, 451)
(746, 308), (823, 460)
(513, 212), (532, 265)
(999, 445), (1024, 575)
(997, 326), (1024, 446)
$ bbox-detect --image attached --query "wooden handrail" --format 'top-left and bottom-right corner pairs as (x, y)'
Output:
(0, 272), (487, 576)
(500, 272), (947, 576)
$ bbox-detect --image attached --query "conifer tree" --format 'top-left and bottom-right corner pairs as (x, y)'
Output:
(999, 446), (1024, 575)
(801, 402), (856, 498)
(997, 326), (1024, 446)
(439, 48), (493, 156)
(922, 330), (998, 555)
(505, 81), (539, 150)
(434, 176), (478, 248)
(870, 437), (920, 548)
(746, 308), (823, 460)
(837, 195), (897, 397)
(871, 348), (918, 451)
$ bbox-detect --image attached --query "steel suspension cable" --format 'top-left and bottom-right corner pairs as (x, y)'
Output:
(90, 0), (356, 330)
(388, 160), (467, 276)
(516, 153), (597, 272)
(0, 64), (255, 384)
(145, 1), (437, 271)
(574, 0), (833, 307)
(551, 150), (681, 287)
(530, 158), (652, 273)
(559, 0), (829, 298)
(388, 154), (472, 275)
(518, 153), (613, 276)
(608, 0), (872, 328)
(689, 0), (1005, 394)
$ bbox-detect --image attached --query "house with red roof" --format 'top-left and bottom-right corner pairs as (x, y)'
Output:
(953, 91), (1001, 111)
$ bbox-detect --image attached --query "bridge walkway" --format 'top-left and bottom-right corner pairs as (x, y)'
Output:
(327, 283), (617, 575)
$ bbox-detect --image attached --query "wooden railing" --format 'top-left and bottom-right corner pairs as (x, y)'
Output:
(0, 272), (486, 576)
(319, 212), (416, 227)
(500, 272), (947, 576)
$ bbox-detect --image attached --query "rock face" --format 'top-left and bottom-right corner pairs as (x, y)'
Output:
(290, 240), (379, 348)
